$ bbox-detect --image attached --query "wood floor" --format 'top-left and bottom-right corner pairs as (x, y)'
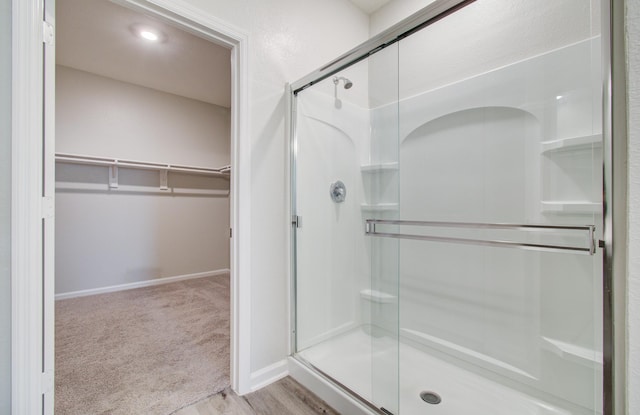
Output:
(173, 376), (340, 415)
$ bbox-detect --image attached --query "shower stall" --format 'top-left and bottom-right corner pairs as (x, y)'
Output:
(289, 1), (609, 414)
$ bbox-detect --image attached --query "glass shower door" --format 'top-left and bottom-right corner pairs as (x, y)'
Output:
(365, 44), (400, 415)
(383, 1), (604, 414)
(293, 1), (604, 414)
(293, 47), (400, 413)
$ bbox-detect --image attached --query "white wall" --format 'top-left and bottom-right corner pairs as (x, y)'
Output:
(55, 66), (231, 295)
(0, 0), (10, 410)
(626, 0), (640, 412)
(369, 0), (436, 35)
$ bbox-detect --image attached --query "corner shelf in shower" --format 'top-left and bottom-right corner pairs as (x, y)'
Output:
(540, 133), (603, 215)
(542, 337), (603, 368)
(360, 289), (396, 304)
(540, 133), (602, 153)
(360, 203), (399, 212)
(540, 201), (602, 214)
(360, 162), (399, 173)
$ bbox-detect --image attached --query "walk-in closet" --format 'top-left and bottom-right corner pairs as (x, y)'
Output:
(53, 0), (233, 413)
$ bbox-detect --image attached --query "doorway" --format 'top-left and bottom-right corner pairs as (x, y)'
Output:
(53, 0), (231, 412)
(33, 1), (250, 413)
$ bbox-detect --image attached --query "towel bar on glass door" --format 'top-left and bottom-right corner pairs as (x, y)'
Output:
(364, 219), (597, 255)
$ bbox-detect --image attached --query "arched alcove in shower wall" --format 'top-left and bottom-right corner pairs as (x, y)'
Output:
(399, 105), (542, 373)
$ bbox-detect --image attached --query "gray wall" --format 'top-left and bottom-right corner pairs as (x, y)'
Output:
(0, 0), (11, 411)
(55, 66), (231, 295)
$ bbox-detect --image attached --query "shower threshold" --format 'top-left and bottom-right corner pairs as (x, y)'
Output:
(295, 327), (598, 415)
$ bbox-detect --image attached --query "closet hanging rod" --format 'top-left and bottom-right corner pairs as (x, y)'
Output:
(365, 219), (596, 255)
(55, 152), (231, 176)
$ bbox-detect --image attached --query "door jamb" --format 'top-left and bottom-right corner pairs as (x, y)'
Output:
(11, 0), (47, 411)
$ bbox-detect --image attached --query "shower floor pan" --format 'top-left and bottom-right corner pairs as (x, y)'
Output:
(297, 327), (596, 415)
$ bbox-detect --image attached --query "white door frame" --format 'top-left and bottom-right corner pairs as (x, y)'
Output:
(11, 0), (252, 412)
(11, 0), (48, 413)
(112, 0), (253, 395)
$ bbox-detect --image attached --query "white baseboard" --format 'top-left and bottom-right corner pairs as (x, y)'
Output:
(288, 357), (375, 415)
(249, 359), (289, 393)
(55, 268), (230, 300)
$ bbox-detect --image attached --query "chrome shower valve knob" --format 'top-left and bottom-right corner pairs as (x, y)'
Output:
(330, 180), (347, 203)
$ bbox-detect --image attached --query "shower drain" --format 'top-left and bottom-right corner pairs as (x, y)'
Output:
(420, 391), (442, 405)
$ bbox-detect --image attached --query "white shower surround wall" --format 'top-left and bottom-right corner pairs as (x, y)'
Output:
(295, 84), (371, 351)
(369, 0), (602, 106)
(394, 37), (603, 412)
(294, 38), (603, 414)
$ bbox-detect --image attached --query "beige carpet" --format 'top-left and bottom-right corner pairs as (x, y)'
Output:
(55, 275), (230, 415)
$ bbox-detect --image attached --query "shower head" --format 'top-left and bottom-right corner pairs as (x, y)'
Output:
(333, 76), (353, 89)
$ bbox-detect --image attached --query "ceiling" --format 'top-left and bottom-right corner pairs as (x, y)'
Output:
(348, 0), (392, 14)
(56, 0), (231, 108)
(56, 0), (393, 107)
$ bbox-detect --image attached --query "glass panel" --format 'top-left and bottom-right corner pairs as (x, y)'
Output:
(367, 44), (400, 414)
(396, 1), (602, 415)
(294, 41), (401, 412)
(293, 2), (604, 414)
(294, 53), (399, 410)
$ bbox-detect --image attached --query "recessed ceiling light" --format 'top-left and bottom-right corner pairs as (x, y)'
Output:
(130, 24), (165, 43)
(556, 95), (563, 100)
(140, 30), (159, 41)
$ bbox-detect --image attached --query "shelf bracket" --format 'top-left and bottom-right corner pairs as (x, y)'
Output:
(159, 169), (169, 191)
(109, 166), (119, 189)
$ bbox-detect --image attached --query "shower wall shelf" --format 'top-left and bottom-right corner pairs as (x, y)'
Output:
(540, 201), (602, 214)
(540, 133), (602, 153)
(360, 289), (396, 304)
(360, 203), (399, 212)
(401, 328), (537, 380)
(539, 133), (602, 215)
(55, 152), (230, 190)
(360, 162), (399, 173)
(360, 163), (399, 213)
(542, 337), (603, 368)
